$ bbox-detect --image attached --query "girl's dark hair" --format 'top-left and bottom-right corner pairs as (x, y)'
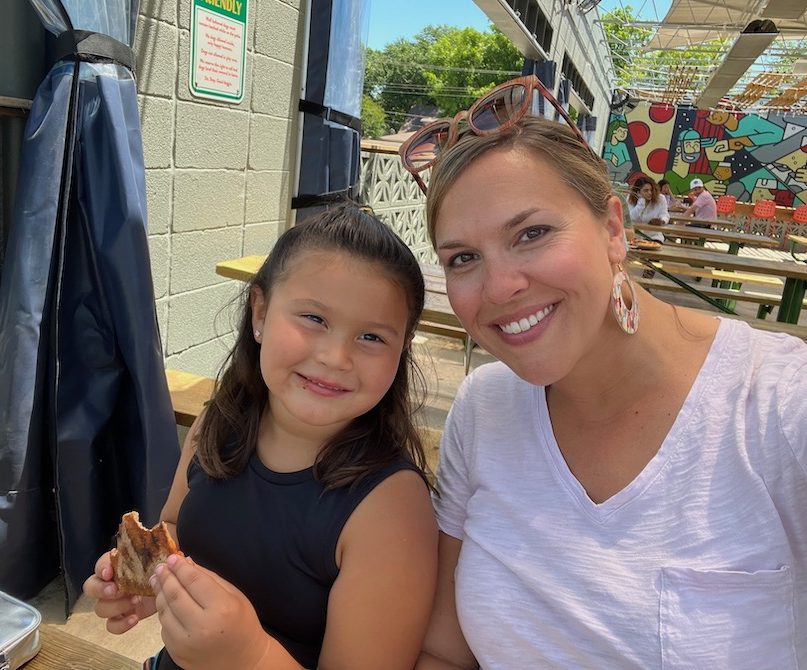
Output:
(196, 203), (430, 490)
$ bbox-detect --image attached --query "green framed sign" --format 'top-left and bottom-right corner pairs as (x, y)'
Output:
(189, 0), (248, 103)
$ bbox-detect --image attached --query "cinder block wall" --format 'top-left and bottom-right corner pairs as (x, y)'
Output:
(135, 0), (304, 378)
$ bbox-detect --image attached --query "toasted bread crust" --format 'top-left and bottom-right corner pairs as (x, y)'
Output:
(112, 511), (181, 596)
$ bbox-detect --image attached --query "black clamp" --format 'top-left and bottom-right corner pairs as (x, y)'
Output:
(298, 99), (361, 133)
(54, 29), (136, 73)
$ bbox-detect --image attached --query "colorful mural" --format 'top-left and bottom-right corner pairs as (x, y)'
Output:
(604, 102), (807, 207)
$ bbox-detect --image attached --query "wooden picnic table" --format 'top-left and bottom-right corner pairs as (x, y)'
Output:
(668, 214), (737, 229)
(28, 624), (141, 669)
(634, 223), (779, 254)
(629, 245), (807, 323)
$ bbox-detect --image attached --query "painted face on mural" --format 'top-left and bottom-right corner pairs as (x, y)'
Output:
(682, 139), (701, 162)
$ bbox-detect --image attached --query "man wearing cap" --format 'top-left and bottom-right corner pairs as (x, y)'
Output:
(682, 178), (717, 223)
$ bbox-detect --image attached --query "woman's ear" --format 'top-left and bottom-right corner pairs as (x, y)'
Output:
(604, 195), (627, 264)
(250, 285), (268, 341)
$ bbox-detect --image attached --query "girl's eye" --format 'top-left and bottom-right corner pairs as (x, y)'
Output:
(302, 314), (325, 325)
(359, 332), (384, 343)
(520, 226), (548, 242)
(447, 251), (477, 268)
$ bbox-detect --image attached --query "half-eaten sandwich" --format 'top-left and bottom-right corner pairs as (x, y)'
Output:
(110, 511), (182, 596)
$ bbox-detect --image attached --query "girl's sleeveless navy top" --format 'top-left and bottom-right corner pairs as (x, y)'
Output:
(156, 452), (418, 670)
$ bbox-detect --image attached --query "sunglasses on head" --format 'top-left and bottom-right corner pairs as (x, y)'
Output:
(399, 75), (597, 195)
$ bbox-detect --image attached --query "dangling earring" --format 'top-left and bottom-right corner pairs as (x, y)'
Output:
(611, 263), (639, 334)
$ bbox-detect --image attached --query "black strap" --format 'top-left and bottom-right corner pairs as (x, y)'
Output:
(54, 29), (136, 73)
(298, 99), (361, 132)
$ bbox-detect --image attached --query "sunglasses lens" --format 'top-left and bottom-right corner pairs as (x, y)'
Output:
(471, 84), (528, 131)
(405, 122), (452, 169)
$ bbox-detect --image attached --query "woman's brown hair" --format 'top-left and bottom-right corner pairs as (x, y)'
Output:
(627, 175), (662, 207)
(195, 203), (431, 490)
(425, 116), (613, 246)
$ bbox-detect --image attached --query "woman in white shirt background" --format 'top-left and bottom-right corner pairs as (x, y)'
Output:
(627, 175), (669, 241)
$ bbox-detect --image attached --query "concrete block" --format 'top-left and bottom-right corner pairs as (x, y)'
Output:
(243, 221), (283, 255)
(173, 170), (246, 231)
(166, 283), (242, 353)
(139, 0), (177, 25)
(135, 17), (178, 98)
(138, 95), (174, 168)
(248, 114), (292, 171)
(245, 170), (289, 223)
(170, 228), (244, 293)
(145, 169), (172, 234)
(175, 101), (250, 169)
(177, 29), (253, 111)
(148, 234), (170, 299)
(254, 0), (299, 64)
(251, 54), (295, 117)
(165, 333), (237, 378)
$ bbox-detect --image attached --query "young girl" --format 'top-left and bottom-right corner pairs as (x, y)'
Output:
(83, 204), (438, 670)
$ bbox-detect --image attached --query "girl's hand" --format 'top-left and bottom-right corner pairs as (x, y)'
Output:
(152, 555), (273, 670)
(82, 552), (157, 634)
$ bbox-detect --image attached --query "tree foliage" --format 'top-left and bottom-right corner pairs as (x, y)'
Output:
(360, 94), (388, 138)
(363, 24), (522, 135)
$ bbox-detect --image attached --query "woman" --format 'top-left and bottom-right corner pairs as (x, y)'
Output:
(627, 175), (669, 242)
(401, 114), (807, 668)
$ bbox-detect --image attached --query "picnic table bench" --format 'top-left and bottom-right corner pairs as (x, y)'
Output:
(629, 245), (807, 324)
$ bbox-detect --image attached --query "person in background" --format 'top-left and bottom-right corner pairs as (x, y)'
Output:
(682, 177), (717, 222)
(399, 111), (807, 669)
(84, 204), (438, 670)
(627, 175), (669, 242)
(658, 178), (684, 211)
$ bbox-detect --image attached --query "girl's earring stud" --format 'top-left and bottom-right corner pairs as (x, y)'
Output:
(254, 329), (261, 339)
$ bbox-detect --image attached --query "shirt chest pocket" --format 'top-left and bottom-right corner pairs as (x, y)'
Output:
(660, 565), (796, 670)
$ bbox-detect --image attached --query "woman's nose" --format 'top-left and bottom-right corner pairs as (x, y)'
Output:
(481, 260), (528, 304)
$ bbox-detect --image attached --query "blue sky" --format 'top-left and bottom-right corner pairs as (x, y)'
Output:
(367, 0), (665, 50)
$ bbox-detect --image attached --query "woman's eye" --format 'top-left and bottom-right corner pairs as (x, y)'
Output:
(520, 226), (548, 242)
(447, 251), (477, 267)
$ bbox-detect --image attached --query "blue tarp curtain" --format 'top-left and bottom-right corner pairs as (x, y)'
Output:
(294, 0), (369, 211)
(0, 0), (179, 611)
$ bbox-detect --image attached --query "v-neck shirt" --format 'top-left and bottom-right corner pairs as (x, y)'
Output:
(434, 317), (807, 669)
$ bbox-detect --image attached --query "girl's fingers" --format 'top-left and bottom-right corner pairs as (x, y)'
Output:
(106, 612), (139, 635)
(162, 555), (225, 608)
(153, 564), (205, 630)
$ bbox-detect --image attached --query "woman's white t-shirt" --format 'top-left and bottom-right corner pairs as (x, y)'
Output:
(435, 318), (807, 669)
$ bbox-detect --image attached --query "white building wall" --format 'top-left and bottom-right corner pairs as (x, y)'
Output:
(134, 0), (305, 379)
(539, 0), (613, 152)
(473, 0), (614, 153)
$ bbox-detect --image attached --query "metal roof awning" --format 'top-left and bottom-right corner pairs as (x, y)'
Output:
(643, 0), (807, 51)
